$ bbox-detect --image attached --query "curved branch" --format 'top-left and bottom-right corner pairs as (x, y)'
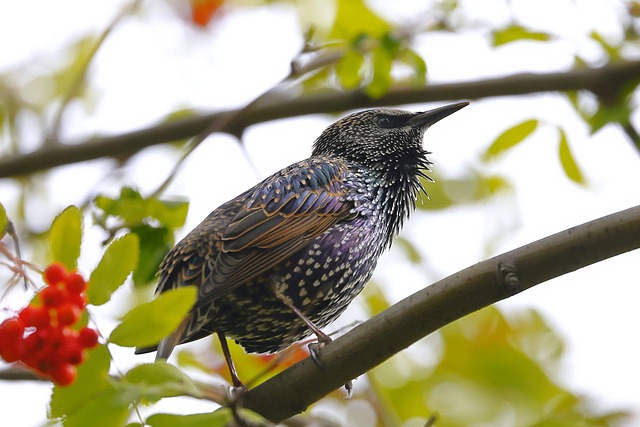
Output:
(241, 204), (640, 423)
(1, 60), (639, 179)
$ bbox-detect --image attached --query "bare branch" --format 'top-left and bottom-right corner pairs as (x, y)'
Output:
(1, 60), (639, 179)
(241, 204), (640, 423)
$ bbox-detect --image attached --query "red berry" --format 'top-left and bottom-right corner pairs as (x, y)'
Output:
(19, 306), (51, 328)
(66, 292), (88, 310)
(0, 318), (25, 342)
(44, 263), (67, 286)
(78, 327), (99, 348)
(0, 339), (24, 363)
(57, 341), (85, 365)
(36, 357), (60, 374)
(51, 363), (77, 386)
(40, 286), (65, 307)
(56, 304), (82, 326)
(65, 272), (87, 294)
(21, 332), (50, 368)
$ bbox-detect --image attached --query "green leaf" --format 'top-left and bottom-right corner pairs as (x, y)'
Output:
(0, 202), (7, 237)
(336, 49), (364, 89)
(590, 30), (621, 60)
(49, 205), (83, 270)
(57, 388), (130, 427)
(587, 100), (632, 134)
(146, 410), (233, 427)
(328, 0), (390, 40)
(558, 129), (586, 185)
(94, 187), (147, 225)
(125, 362), (201, 402)
(88, 233), (140, 305)
(94, 187), (188, 237)
(399, 47), (427, 86)
(146, 409), (267, 427)
(417, 172), (511, 211)
(109, 286), (197, 348)
(130, 225), (173, 287)
(50, 344), (112, 418)
(492, 25), (551, 46)
(395, 236), (422, 264)
(148, 199), (189, 229)
(362, 282), (390, 316)
(482, 119), (538, 161)
(366, 45), (393, 98)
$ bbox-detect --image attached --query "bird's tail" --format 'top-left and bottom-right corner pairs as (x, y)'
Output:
(135, 317), (190, 361)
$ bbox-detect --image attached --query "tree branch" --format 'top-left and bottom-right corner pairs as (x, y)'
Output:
(241, 204), (640, 423)
(2, 60), (639, 179)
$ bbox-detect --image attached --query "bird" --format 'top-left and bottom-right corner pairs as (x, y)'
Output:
(136, 102), (469, 387)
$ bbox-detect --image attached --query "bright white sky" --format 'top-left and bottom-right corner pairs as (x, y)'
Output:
(1, 0), (639, 426)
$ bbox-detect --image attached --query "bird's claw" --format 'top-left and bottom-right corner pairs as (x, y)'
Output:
(308, 341), (326, 366)
(344, 380), (353, 399)
(224, 383), (247, 404)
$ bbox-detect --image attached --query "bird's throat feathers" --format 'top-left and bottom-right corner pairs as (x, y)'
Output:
(369, 148), (432, 248)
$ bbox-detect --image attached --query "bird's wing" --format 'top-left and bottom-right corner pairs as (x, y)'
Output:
(199, 159), (355, 301)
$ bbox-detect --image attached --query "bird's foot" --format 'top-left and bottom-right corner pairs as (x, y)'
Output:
(224, 385), (258, 427)
(308, 335), (332, 367)
(224, 383), (248, 403)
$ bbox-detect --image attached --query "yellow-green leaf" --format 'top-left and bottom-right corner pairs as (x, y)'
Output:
(558, 129), (586, 184)
(125, 362), (201, 402)
(400, 48), (427, 86)
(146, 409), (266, 427)
(492, 25), (551, 46)
(146, 410), (232, 427)
(0, 202), (7, 237)
(366, 46), (393, 98)
(336, 49), (364, 89)
(482, 119), (538, 161)
(109, 286), (197, 348)
(329, 0), (390, 40)
(49, 205), (83, 270)
(56, 388), (130, 427)
(88, 233), (139, 306)
(590, 30), (621, 60)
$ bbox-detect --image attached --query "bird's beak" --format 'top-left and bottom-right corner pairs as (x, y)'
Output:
(407, 101), (470, 128)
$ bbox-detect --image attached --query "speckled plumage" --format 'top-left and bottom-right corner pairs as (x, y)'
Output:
(137, 102), (468, 366)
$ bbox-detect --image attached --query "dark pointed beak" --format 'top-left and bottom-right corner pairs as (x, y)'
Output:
(407, 101), (469, 128)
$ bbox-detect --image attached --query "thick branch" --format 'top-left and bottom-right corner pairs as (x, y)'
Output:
(2, 60), (640, 178)
(242, 204), (640, 423)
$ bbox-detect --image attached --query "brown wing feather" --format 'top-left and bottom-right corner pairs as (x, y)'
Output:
(199, 159), (354, 301)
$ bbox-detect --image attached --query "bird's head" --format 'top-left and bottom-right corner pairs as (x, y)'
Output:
(312, 102), (469, 174)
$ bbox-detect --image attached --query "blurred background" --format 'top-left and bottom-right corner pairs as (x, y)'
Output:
(1, 0), (639, 426)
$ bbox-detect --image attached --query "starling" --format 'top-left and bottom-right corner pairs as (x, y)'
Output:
(136, 102), (468, 386)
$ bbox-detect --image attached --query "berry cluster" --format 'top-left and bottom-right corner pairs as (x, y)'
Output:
(0, 263), (99, 386)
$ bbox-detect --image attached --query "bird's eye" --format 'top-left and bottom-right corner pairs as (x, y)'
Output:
(376, 116), (394, 128)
